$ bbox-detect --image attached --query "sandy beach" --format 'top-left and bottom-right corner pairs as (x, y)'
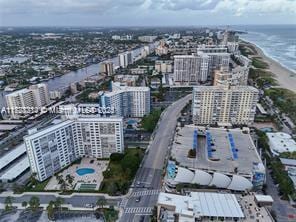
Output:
(244, 41), (296, 93)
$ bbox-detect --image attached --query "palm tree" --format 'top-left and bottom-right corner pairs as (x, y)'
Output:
(22, 201), (27, 209)
(30, 173), (38, 186)
(4, 196), (13, 211)
(66, 174), (74, 188)
(60, 179), (67, 191)
(56, 175), (63, 184)
(54, 197), (64, 211)
(47, 201), (55, 220)
(96, 197), (107, 209)
(29, 196), (40, 212)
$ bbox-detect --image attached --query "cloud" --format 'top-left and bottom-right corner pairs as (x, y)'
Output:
(0, 0), (146, 14)
(150, 0), (220, 10)
(214, 0), (296, 16)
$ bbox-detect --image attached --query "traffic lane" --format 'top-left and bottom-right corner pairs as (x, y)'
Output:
(145, 96), (190, 169)
(0, 195), (121, 208)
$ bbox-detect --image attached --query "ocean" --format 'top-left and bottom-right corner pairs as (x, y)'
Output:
(234, 25), (296, 73)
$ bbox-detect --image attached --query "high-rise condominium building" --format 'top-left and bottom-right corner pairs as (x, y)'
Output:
(5, 83), (50, 119)
(192, 86), (259, 126)
(213, 66), (249, 87)
(118, 51), (132, 68)
(24, 116), (124, 181)
(100, 61), (114, 76)
(173, 54), (209, 85)
(100, 82), (150, 118)
(196, 45), (230, 79)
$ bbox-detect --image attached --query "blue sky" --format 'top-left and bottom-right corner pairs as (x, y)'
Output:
(0, 0), (295, 26)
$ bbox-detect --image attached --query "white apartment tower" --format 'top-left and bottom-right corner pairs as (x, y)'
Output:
(192, 86), (259, 126)
(119, 52), (132, 68)
(5, 83), (50, 119)
(173, 54), (209, 85)
(25, 116), (124, 181)
(100, 61), (114, 76)
(101, 82), (150, 117)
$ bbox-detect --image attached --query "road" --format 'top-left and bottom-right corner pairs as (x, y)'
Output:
(265, 169), (296, 222)
(0, 94), (191, 220)
(120, 94), (191, 222)
(0, 192), (121, 209)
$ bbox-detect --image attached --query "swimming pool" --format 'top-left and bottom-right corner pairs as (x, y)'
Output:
(76, 168), (95, 176)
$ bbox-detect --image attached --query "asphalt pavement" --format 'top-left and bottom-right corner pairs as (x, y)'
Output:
(0, 94), (192, 222)
(120, 94), (192, 222)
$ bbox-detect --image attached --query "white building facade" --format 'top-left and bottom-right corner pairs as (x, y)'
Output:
(5, 83), (50, 119)
(118, 51), (132, 68)
(173, 54), (209, 85)
(101, 83), (150, 118)
(24, 116), (124, 181)
(192, 86), (259, 126)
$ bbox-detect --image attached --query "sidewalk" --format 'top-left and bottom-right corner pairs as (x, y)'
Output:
(0, 190), (131, 199)
(0, 202), (120, 212)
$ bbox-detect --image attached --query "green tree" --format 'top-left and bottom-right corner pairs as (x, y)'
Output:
(120, 155), (140, 177)
(22, 201), (27, 209)
(66, 174), (74, 187)
(60, 180), (67, 191)
(54, 197), (64, 210)
(56, 175), (63, 184)
(96, 197), (107, 209)
(188, 149), (196, 158)
(141, 109), (163, 132)
(47, 201), (55, 220)
(4, 196), (13, 211)
(0, 182), (4, 192)
(29, 196), (40, 211)
(12, 183), (23, 193)
(30, 173), (38, 186)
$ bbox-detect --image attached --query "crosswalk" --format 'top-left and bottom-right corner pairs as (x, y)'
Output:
(130, 189), (161, 197)
(119, 198), (128, 208)
(124, 207), (153, 214)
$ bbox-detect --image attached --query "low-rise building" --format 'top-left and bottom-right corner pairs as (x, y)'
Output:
(114, 75), (138, 86)
(167, 126), (265, 191)
(266, 132), (296, 156)
(138, 35), (157, 43)
(155, 60), (173, 73)
(157, 192), (244, 221)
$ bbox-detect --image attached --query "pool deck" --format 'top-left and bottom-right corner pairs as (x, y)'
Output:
(45, 158), (109, 191)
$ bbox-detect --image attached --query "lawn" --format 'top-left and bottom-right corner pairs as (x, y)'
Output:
(265, 88), (296, 126)
(252, 57), (269, 69)
(249, 68), (277, 88)
(99, 148), (144, 195)
(22, 178), (50, 193)
(238, 44), (256, 56)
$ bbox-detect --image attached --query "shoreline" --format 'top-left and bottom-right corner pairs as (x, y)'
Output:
(241, 40), (296, 93)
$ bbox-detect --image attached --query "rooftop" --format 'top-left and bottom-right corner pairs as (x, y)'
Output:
(0, 124), (18, 131)
(171, 125), (263, 177)
(267, 132), (296, 154)
(0, 156), (30, 181)
(0, 143), (26, 171)
(158, 192), (274, 222)
(158, 192), (244, 219)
